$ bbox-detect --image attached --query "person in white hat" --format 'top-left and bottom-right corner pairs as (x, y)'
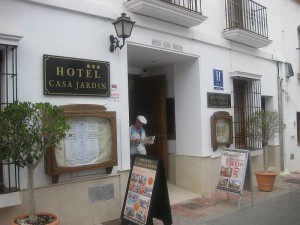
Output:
(129, 115), (148, 163)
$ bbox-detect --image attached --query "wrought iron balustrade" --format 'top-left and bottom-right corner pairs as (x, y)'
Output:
(224, 0), (269, 38)
(163, 0), (202, 13)
(128, 0), (202, 14)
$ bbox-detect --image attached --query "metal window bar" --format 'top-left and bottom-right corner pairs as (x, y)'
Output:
(224, 0), (269, 39)
(0, 44), (20, 194)
(233, 76), (262, 151)
(162, 0), (202, 14)
(127, 0), (202, 14)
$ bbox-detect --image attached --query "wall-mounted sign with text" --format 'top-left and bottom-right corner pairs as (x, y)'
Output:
(151, 39), (183, 52)
(43, 55), (110, 96)
(207, 92), (231, 108)
(213, 69), (223, 90)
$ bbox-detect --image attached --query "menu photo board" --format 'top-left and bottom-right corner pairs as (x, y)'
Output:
(216, 149), (250, 194)
(121, 155), (172, 225)
(211, 111), (233, 151)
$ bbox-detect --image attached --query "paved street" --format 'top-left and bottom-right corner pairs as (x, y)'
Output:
(205, 191), (300, 225)
(103, 171), (300, 225)
(170, 171), (300, 225)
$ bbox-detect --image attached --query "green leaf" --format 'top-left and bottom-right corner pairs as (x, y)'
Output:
(0, 101), (70, 167)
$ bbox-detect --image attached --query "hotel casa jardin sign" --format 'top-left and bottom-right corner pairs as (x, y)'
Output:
(44, 55), (110, 96)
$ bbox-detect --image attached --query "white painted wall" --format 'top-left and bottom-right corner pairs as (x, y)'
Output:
(1, 0), (297, 176)
(1, 0), (300, 219)
(0, 0), (132, 187)
(197, 43), (233, 156)
(275, 1), (300, 173)
(174, 59), (202, 156)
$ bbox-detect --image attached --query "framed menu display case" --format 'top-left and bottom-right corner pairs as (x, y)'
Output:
(211, 111), (233, 151)
(45, 104), (117, 183)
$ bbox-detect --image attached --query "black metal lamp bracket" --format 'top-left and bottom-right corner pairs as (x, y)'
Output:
(110, 35), (125, 52)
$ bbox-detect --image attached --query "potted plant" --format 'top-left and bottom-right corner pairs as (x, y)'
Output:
(247, 109), (280, 191)
(0, 101), (70, 225)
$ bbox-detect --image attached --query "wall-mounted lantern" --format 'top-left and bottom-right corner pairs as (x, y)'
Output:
(110, 13), (135, 52)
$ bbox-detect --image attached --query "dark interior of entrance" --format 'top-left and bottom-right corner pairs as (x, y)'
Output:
(128, 75), (176, 177)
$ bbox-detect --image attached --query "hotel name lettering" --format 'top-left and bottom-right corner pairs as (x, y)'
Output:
(44, 55), (110, 96)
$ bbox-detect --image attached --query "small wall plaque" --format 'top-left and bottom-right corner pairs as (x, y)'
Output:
(207, 92), (231, 108)
(89, 183), (114, 203)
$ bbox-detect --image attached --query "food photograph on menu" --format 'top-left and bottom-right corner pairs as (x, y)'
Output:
(123, 157), (158, 225)
(217, 150), (248, 193)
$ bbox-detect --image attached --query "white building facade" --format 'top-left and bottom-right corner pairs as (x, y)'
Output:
(0, 0), (300, 224)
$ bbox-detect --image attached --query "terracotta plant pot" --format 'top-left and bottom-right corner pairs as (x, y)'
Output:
(11, 212), (60, 225)
(254, 171), (278, 192)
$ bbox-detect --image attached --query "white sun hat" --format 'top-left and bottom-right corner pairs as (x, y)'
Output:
(137, 115), (147, 124)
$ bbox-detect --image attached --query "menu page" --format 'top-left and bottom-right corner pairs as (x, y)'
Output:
(55, 117), (112, 167)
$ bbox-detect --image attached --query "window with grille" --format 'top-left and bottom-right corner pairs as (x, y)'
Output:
(0, 44), (20, 194)
(233, 76), (262, 150)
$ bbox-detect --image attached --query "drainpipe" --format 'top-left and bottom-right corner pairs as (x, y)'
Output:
(277, 61), (285, 172)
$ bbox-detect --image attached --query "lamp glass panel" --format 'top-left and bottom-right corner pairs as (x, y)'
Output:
(114, 21), (124, 38)
(123, 22), (134, 37)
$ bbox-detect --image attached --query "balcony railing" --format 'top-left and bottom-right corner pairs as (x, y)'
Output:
(161, 0), (202, 14)
(125, 0), (206, 27)
(224, 0), (269, 39)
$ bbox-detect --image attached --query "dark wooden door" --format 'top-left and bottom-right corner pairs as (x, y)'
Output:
(129, 75), (168, 176)
(228, 0), (244, 28)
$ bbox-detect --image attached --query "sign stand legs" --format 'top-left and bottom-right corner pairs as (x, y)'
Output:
(249, 157), (254, 208)
(238, 195), (242, 210)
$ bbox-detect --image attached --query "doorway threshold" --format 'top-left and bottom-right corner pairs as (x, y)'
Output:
(167, 181), (201, 205)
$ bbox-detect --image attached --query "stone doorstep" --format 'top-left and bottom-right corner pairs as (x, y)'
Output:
(101, 218), (121, 225)
(101, 218), (163, 225)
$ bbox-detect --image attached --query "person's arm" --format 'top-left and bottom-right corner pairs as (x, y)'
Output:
(130, 126), (141, 145)
(131, 139), (141, 144)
